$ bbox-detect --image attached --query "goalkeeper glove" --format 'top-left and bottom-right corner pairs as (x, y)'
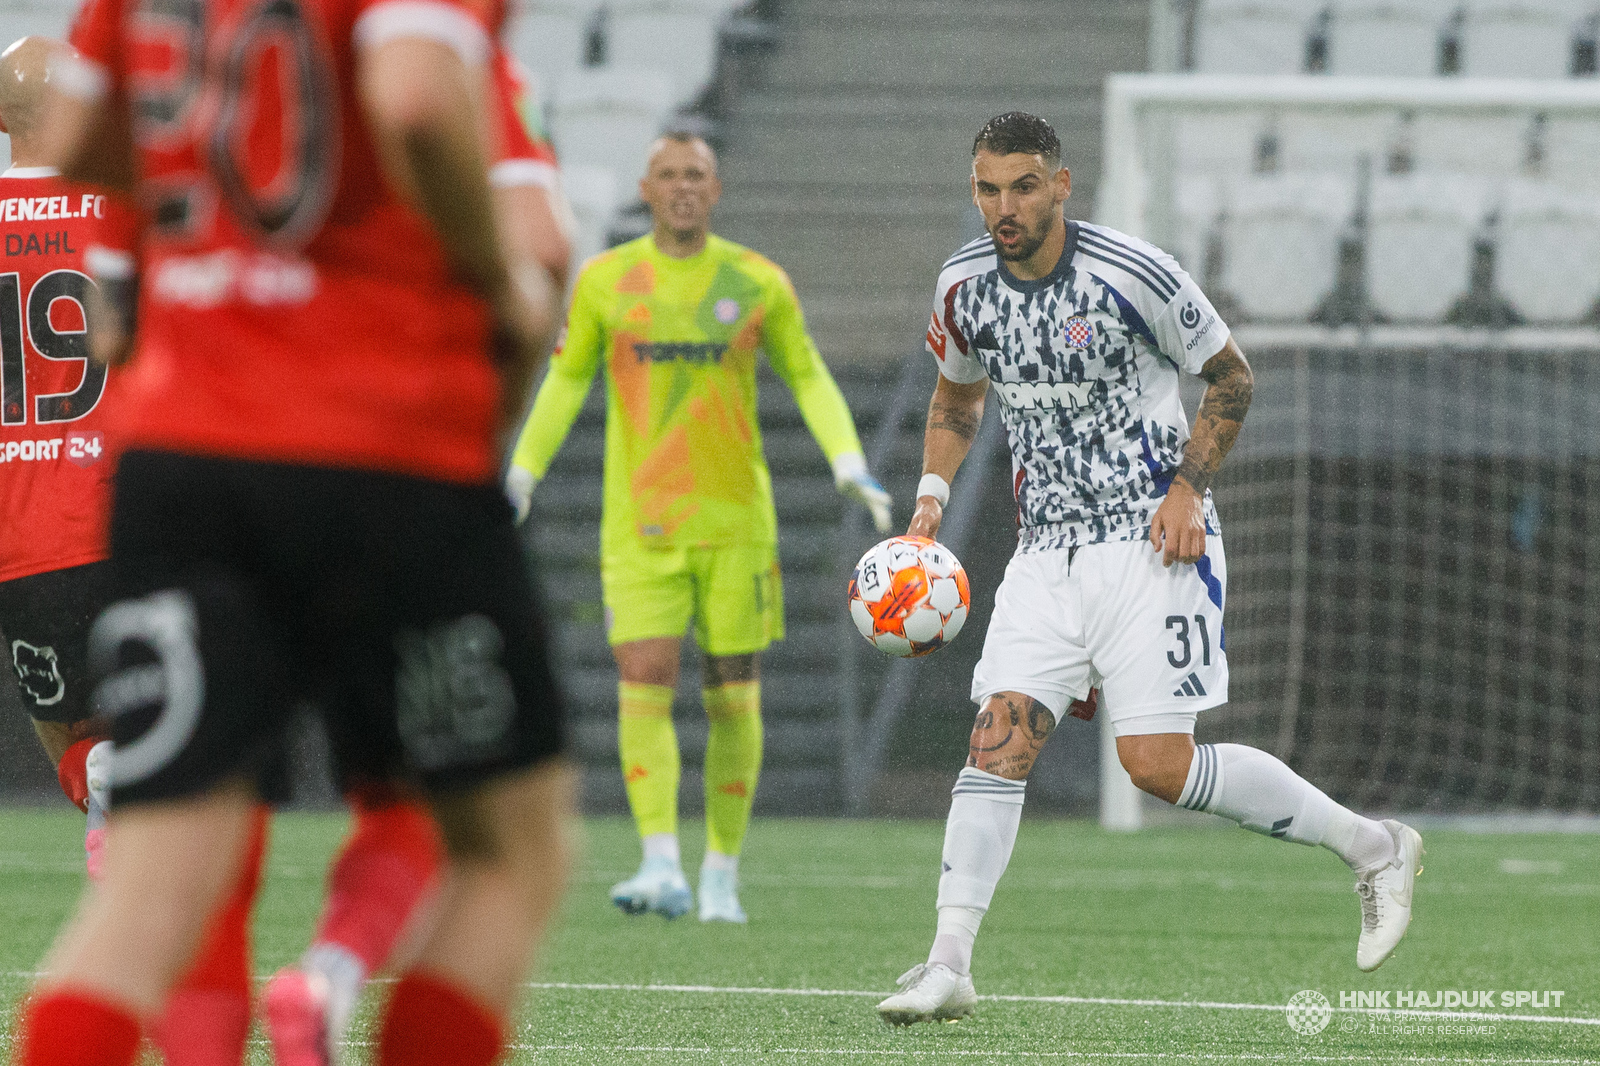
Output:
(504, 464), (537, 526)
(832, 452), (892, 533)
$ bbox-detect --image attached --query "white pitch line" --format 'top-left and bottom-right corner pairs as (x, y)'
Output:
(519, 981), (1600, 1028)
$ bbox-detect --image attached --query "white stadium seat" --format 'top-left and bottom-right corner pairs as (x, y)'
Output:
(1174, 112), (1267, 176)
(1495, 178), (1600, 321)
(1219, 171), (1356, 321)
(1173, 174), (1225, 276)
(1327, 0), (1461, 76)
(1194, 0), (1317, 74)
(559, 164), (620, 270)
(1406, 112), (1532, 176)
(550, 68), (674, 188)
(1460, 0), (1591, 78)
(607, 0), (729, 111)
(1366, 172), (1492, 322)
(1275, 111), (1395, 174)
(505, 0), (598, 84)
(1541, 114), (1600, 190)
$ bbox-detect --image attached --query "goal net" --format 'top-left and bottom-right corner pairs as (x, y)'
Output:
(1096, 74), (1600, 824)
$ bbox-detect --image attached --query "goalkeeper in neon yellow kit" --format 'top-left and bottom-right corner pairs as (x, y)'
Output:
(506, 133), (891, 923)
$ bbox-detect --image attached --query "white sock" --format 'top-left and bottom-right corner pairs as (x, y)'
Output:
(301, 942), (366, 1046)
(642, 832), (680, 866)
(1178, 743), (1396, 872)
(927, 768), (1026, 975)
(701, 850), (738, 876)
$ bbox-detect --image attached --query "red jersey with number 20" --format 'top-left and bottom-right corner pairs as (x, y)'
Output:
(67, 0), (501, 483)
(0, 168), (120, 583)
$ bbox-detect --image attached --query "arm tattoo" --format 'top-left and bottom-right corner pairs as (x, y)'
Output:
(927, 400), (980, 442)
(1173, 343), (1253, 496)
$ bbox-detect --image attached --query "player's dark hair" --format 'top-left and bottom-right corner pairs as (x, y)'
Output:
(972, 112), (1062, 166)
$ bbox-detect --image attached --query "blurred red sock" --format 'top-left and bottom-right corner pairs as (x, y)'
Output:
(151, 806), (269, 1066)
(376, 971), (503, 1066)
(315, 796), (442, 972)
(13, 988), (140, 1066)
(55, 738), (96, 813)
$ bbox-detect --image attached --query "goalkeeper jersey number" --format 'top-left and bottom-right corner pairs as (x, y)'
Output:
(512, 233), (862, 553)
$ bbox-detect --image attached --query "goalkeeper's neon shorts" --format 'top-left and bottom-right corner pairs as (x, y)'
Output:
(601, 541), (784, 655)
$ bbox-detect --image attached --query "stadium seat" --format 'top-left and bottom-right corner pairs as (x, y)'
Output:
(506, 0), (601, 82)
(1218, 171), (1355, 321)
(560, 164), (619, 269)
(1275, 111), (1394, 174)
(1541, 114), (1600, 189)
(607, 0), (731, 111)
(1460, 0), (1592, 78)
(1366, 172), (1492, 322)
(1194, 0), (1318, 74)
(1495, 177), (1600, 321)
(1407, 112), (1533, 176)
(1327, 0), (1461, 75)
(1174, 113), (1268, 177)
(1173, 173), (1224, 277)
(550, 68), (674, 188)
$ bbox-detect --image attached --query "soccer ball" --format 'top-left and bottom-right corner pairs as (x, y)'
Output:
(847, 535), (970, 657)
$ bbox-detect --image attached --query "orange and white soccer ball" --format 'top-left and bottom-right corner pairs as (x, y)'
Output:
(847, 535), (971, 657)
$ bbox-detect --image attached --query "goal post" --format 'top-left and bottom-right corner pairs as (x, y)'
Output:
(1094, 74), (1600, 831)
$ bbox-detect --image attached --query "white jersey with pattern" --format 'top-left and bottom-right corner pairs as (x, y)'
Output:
(925, 221), (1231, 552)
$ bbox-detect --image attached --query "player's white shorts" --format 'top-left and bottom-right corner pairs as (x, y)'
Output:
(971, 535), (1228, 736)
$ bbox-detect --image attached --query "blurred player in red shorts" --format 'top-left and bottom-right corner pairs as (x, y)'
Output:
(10, 0), (572, 1057)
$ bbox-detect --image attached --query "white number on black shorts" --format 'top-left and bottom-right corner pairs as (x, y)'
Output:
(87, 590), (206, 787)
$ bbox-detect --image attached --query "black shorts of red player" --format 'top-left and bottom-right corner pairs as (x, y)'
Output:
(0, 561), (113, 726)
(93, 450), (567, 808)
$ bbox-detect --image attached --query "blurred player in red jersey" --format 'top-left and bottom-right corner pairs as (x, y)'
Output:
(258, 31), (574, 1066)
(0, 35), (274, 1066)
(11, 0), (573, 1058)
(0, 35), (122, 846)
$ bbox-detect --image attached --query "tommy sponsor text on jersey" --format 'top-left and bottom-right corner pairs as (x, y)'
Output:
(926, 221), (1230, 552)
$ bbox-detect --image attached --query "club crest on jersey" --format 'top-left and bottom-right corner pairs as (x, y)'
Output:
(714, 298), (741, 324)
(12, 640), (65, 706)
(1064, 316), (1094, 349)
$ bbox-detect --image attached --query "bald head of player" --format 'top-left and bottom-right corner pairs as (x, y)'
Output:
(0, 36), (58, 166)
(640, 132), (721, 257)
(970, 112), (1073, 280)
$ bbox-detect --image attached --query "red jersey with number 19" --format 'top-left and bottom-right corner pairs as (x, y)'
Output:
(66, 0), (501, 484)
(0, 167), (120, 584)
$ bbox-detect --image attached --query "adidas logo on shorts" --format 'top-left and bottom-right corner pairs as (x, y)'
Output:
(1172, 672), (1207, 698)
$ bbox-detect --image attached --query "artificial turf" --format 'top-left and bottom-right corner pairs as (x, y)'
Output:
(1, 808), (1596, 1064)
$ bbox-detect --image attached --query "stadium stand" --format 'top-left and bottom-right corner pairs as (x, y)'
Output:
(1218, 171), (1354, 321)
(1495, 176), (1600, 320)
(1194, 0), (1316, 74)
(1364, 170), (1491, 322)
(1326, 0), (1461, 76)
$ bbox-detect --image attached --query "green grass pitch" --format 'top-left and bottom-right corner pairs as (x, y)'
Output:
(2, 808), (1597, 1064)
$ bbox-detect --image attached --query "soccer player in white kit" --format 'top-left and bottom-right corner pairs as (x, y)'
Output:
(876, 113), (1424, 1025)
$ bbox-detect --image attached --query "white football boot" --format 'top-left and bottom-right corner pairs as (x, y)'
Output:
(610, 855), (693, 919)
(697, 867), (747, 923)
(876, 963), (977, 1025)
(1355, 819), (1424, 971)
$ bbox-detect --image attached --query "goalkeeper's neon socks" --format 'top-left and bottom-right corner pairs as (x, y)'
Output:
(14, 988), (141, 1066)
(314, 796), (443, 973)
(376, 970), (503, 1066)
(55, 737), (97, 812)
(619, 682), (679, 839)
(702, 681), (761, 856)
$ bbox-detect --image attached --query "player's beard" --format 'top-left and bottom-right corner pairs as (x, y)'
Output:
(989, 212), (1052, 263)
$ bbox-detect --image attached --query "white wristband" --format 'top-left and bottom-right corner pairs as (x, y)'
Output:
(917, 473), (950, 507)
